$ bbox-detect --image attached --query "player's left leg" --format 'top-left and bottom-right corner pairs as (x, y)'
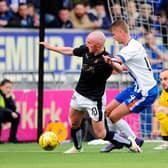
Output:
(92, 120), (142, 153)
(100, 118), (144, 152)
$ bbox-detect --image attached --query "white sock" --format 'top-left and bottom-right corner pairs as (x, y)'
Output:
(114, 119), (136, 139)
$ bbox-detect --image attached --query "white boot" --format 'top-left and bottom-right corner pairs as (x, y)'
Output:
(128, 136), (143, 153)
(64, 146), (83, 154)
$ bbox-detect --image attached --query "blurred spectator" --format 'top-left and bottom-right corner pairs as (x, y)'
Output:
(110, 3), (127, 22)
(156, 10), (168, 49)
(0, 0), (14, 27)
(125, 0), (139, 30)
(27, 0), (40, 10)
(27, 3), (39, 27)
(7, 3), (34, 28)
(160, 0), (168, 14)
(0, 79), (20, 143)
(84, 1), (92, 13)
(144, 32), (168, 83)
(70, 2), (100, 29)
(43, 0), (73, 26)
(7, 0), (26, 13)
(136, 3), (155, 33)
(87, 1), (111, 30)
(47, 7), (73, 28)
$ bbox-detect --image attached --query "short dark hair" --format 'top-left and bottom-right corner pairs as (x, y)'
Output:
(0, 79), (12, 86)
(110, 19), (129, 33)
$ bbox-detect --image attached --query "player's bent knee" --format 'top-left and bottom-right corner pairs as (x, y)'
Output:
(109, 114), (118, 124)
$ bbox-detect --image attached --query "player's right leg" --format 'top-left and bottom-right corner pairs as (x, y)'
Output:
(64, 92), (85, 154)
(64, 107), (84, 154)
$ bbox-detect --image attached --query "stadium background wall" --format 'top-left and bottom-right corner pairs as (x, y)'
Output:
(0, 29), (163, 73)
(1, 89), (141, 142)
(0, 29), (162, 141)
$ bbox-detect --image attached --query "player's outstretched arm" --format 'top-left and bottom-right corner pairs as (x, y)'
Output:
(39, 41), (74, 55)
(103, 55), (123, 73)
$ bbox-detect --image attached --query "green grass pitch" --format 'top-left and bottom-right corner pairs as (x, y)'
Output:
(0, 142), (167, 168)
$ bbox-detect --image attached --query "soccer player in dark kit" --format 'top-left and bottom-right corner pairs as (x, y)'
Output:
(40, 30), (142, 153)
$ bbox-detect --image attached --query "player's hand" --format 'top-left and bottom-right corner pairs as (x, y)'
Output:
(39, 41), (50, 49)
(103, 55), (113, 64)
(11, 112), (18, 119)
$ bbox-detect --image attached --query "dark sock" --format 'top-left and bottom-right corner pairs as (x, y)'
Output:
(105, 131), (131, 148)
(162, 136), (168, 141)
(71, 128), (82, 149)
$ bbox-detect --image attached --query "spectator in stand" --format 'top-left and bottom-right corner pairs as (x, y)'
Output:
(47, 7), (73, 28)
(7, 3), (34, 28)
(110, 3), (127, 22)
(0, 0), (14, 27)
(0, 79), (20, 143)
(7, 0), (26, 13)
(156, 10), (168, 49)
(144, 32), (168, 84)
(27, 0), (40, 10)
(70, 2), (100, 29)
(43, 0), (73, 25)
(160, 0), (168, 15)
(87, 1), (111, 30)
(27, 3), (39, 27)
(136, 3), (155, 33)
(125, 0), (139, 30)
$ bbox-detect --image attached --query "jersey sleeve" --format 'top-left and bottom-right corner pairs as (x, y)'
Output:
(118, 46), (135, 63)
(73, 45), (88, 57)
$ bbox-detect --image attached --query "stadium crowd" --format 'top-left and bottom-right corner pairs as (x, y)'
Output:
(0, 0), (167, 46)
(0, 0), (167, 47)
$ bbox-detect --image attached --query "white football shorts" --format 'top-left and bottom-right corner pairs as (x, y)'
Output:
(70, 91), (106, 121)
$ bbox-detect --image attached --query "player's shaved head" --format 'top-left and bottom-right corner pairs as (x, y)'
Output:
(86, 31), (106, 55)
(87, 31), (106, 46)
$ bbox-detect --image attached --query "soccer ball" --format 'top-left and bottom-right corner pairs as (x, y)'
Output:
(39, 131), (59, 151)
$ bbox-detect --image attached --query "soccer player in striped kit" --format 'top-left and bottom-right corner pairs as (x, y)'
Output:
(103, 19), (158, 151)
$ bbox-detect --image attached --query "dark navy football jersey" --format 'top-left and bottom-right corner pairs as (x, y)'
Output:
(73, 45), (113, 101)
